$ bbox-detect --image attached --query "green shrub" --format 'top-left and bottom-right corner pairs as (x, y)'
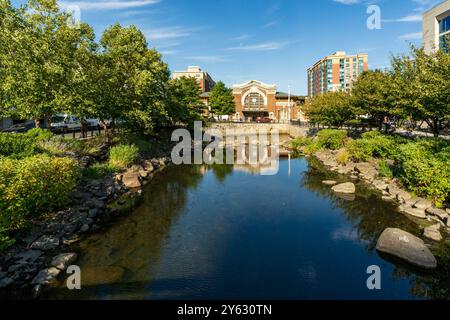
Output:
(82, 163), (119, 180)
(378, 160), (393, 179)
(109, 144), (139, 169)
(348, 131), (401, 161)
(0, 155), (80, 248)
(316, 129), (347, 150)
(291, 136), (313, 150)
(395, 143), (450, 207)
(0, 129), (54, 159)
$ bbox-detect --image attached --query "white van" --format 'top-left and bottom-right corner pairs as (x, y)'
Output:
(51, 114), (82, 132)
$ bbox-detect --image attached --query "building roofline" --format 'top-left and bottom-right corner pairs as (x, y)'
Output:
(423, 0), (448, 15)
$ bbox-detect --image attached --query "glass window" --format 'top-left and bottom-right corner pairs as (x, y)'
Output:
(439, 15), (450, 34)
(244, 92), (265, 111)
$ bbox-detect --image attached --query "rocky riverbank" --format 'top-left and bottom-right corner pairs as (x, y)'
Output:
(0, 154), (172, 298)
(310, 148), (449, 269)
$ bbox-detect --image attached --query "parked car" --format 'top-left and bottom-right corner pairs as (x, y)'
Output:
(256, 117), (272, 123)
(1, 121), (45, 133)
(50, 114), (81, 132)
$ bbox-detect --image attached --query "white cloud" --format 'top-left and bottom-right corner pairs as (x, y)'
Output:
(187, 55), (229, 63)
(226, 41), (291, 51)
(144, 27), (191, 40)
(399, 32), (422, 40)
(231, 34), (251, 41)
(60, 0), (160, 11)
(384, 14), (422, 23)
(160, 50), (178, 56)
(333, 0), (360, 5)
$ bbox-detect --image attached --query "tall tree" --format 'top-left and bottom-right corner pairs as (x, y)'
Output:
(0, 0), (84, 128)
(352, 70), (398, 129)
(303, 91), (356, 128)
(209, 81), (235, 117)
(392, 46), (450, 137)
(98, 24), (170, 134)
(167, 76), (203, 126)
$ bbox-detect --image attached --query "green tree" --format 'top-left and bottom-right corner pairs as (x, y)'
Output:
(209, 81), (235, 117)
(352, 70), (398, 130)
(392, 46), (450, 137)
(98, 24), (170, 135)
(167, 76), (203, 126)
(0, 0), (85, 128)
(303, 91), (356, 128)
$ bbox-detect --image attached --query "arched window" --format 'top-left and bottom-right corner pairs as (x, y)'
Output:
(244, 92), (265, 111)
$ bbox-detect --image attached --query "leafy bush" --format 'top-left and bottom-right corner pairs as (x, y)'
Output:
(0, 129), (54, 159)
(378, 160), (393, 179)
(82, 163), (119, 180)
(291, 136), (313, 150)
(348, 131), (401, 161)
(395, 143), (450, 207)
(0, 155), (80, 248)
(316, 129), (347, 150)
(109, 144), (139, 169)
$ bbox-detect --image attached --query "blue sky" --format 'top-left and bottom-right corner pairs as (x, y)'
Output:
(12, 0), (445, 94)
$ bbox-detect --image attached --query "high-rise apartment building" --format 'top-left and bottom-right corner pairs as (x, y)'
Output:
(307, 51), (368, 98)
(423, 0), (450, 53)
(172, 66), (216, 93)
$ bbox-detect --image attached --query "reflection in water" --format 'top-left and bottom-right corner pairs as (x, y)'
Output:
(45, 158), (450, 300)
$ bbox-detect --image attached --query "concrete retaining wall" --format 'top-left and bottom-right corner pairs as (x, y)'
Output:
(209, 123), (308, 138)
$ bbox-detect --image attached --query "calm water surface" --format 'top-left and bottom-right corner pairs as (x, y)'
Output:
(46, 158), (450, 300)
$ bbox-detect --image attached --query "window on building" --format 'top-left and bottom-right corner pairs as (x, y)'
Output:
(439, 15), (450, 34)
(244, 92), (265, 111)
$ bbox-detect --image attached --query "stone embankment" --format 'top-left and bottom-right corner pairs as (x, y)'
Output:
(0, 155), (171, 297)
(313, 148), (449, 270)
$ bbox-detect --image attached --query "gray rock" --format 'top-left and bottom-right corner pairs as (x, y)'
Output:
(322, 180), (337, 186)
(373, 180), (388, 191)
(122, 171), (142, 189)
(331, 182), (356, 194)
(399, 205), (427, 219)
(0, 276), (15, 288)
(423, 224), (442, 242)
(30, 236), (60, 251)
(87, 198), (104, 209)
(426, 207), (448, 222)
(397, 190), (412, 203)
(51, 253), (78, 270)
(15, 250), (43, 264)
(31, 267), (61, 285)
(382, 195), (396, 202)
(376, 228), (437, 269)
(80, 224), (89, 233)
(88, 208), (99, 218)
(413, 198), (433, 210)
(354, 162), (378, 180)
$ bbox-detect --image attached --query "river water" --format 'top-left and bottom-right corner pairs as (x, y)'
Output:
(45, 158), (450, 300)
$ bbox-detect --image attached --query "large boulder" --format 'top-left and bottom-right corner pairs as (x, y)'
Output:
(122, 171), (142, 189)
(376, 228), (437, 269)
(30, 236), (60, 251)
(331, 182), (356, 194)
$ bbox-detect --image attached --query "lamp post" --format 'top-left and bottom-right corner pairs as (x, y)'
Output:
(288, 85), (291, 123)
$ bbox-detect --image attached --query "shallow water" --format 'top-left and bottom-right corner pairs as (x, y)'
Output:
(45, 158), (450, 300)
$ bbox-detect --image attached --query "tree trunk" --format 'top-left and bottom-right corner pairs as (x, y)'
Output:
(44, 114), (51, 130)
(34, 118), (41, 128)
